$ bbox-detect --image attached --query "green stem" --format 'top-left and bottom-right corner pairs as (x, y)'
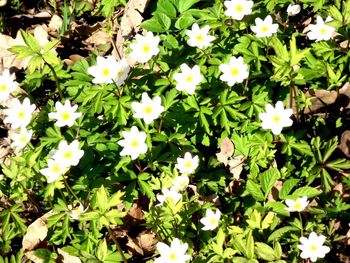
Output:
(298, 212), (304, 236)
(62, 173), (81, 203)
(108, 228), (128, 263)
(43, 58), (64, 99)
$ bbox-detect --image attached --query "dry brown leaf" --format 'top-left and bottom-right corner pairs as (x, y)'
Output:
(126, 230), (157, 256)
(228, 155), (245, 180)
(12, 11), (51, 19)
(268, 180), (283, 201)
(339, 131), (350, 158)
(57, 248), (82, 263)
(48, 15), (63, 32)
(84, 30), (111, 47)
(216, 137), (234, 166)
(22, 210), (58, 262)
(63, 54), (84, 66)
(304, 89), (338, 114)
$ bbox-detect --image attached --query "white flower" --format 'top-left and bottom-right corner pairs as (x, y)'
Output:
(66, 203), (88, 220)
(175, 152), (199, 175)
(131, 92), (164, 124)
(3, 98), (36, 129)
(173, 64), (203, 95)
(171, 175), (190, 192)
(285, 196), (309, 212)
(200, 209), (221, 231)
(114, 58), (130, 87)
(87, 56), (130, 85)
(48, 100), (82, 127)
(224, 0), (254, 20)
(118, 126), (148, 160)
(0, 69), (18, 101)
(129, 31), (160, 63)
(259, 101), (293, 135)
(287, 4), (301, 16)
(40, 159), (69, 183)
(219, 56), (249, 86)
(10, 127), (33, 149)
(185, 23), (216, 49)
(251, 15), (279, 37)
(307, 16), (335, 42)
(298, 232), (330, 262)
(51, 140), (84, 167)
(155, 238), (191, 263)
(156, 188), (182, 206)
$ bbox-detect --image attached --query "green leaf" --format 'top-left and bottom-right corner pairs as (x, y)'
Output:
(175, 14), (195, 29)
(96, 239), (108, 261)
(141, 18), (165, 33)
(268, 226), (299, 242)
(155, 13), (172, 30)
(259, 168), (280, 197)
(246, 180), (264, 201)
(261, 212), (274, 230)
(279, 179), (299, 199)
(178, 0), (200, 13)
(96, 186), (109, 212)
(329, 5), (343, 22)
(138, 180), (155, 200)
(290, 186), (321, 198)
(157, 0), (177, 18)
(107, 191), (124, 208)
(255, 242), (277, 261)
(246, 210), (261, 229)
(20, 29), (41, 53)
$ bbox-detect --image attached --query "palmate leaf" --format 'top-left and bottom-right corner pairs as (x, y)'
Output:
(259, 168), (280, 197)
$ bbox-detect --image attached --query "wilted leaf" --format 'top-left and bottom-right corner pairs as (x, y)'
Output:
(57, 248), (82, 263)
(126, 230), (157, 256)
(216, 137), (234, 166)
(228, 155), (245, 180)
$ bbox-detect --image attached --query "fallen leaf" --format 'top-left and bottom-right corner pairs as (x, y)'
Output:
(84, 30), (111, 47)
(228, 155), (245, 180)
(22, 210), (58, 262)
(216, 137), (234, 166)
(126, 230), (157, 256)
(339, 130), (350, 158)
(48, 15), (63, 32)
(268, 180), (283, 201)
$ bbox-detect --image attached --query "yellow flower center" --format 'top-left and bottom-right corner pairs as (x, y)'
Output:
(61, 112), (71, 121)
(117, 70), (123, 77)
(143, 44), (150, 53)
(18, 111), (25, 119)
(51, 164), (61, 174)
(169, 252), (177, 261)
(144, 106), (153, 114)
(231, 68), (239, 76)
(186, 75), (193, 82)
(19, 136), (28, 143)
(309, 245), (318, 251)
(273, 115), (280, 123)
(63, 151), (73, 159)
(0, 84), (7, 92)
(210, 217), (217, 225)
(131, 140), (139, 147)
(236, 5), (243, 12)
(102, 68), (110, 77)
(261, 26), (269, 32)
(184, 161), (192, 168)
(196, 34), (204, 42)
(294, 202), (301, 210)
(320, 27), (326, 34)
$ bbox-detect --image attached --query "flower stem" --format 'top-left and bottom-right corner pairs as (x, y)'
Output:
(62, 173), (81, 203)
(108, 227), (128, 263)
(298, 212), (304, 236)
(43, 59), (64, 100)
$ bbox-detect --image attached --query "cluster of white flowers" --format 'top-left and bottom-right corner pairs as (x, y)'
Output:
(155, 238), (191, 263)
(40, 140), (84, 183)
(48, 100), (82, 127)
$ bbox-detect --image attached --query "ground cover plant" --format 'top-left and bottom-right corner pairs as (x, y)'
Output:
(0, 0), (350, 262)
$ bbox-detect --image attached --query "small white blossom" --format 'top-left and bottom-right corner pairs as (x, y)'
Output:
(173, 64), (203, 95)
(171, 175), (190, 192)
(0, 69), (18, 101)
(155, 238), (191, 263)
(307, 16), (335, 42)
(3, 98), (36, 129)
(131, 92), (164, 124)
(66, 203), (88, 220)
(129, 31), (160, 63)
(219, 56), (249, 86)
(10, 127), (33, 149)
(40, 159), (69, 183)
(298, 232), (330, 262)
(224, 0), (254, 20)
(285, 196), (309, 212)
(251, 15), (279, 37)
(200, 209), (221, 231)
(118, 126), (148, 160)
(88, 56), (130, 85)
(51, 140), (84, 167)
(175, 152), (199, 175)
(156, 188), (182, 206)
(259, 101), (293, 135)
(48, 100), (82, 127)
(185, 23), (216, 49)
(287, 4), (301, 16)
